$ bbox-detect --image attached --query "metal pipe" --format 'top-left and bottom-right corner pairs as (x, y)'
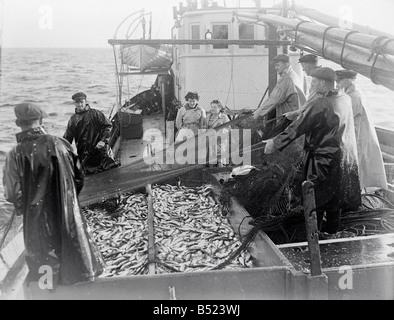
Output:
(108, 39), (291, 46)
(267, 25), (278, 94)
(235, 12), (394, 91)
(235, 12), (394, 56)
(291, 3), (394, 39)
(113, 10), (144, 39)
(267, 23), (278, 126)
(290, 30), (394, 91)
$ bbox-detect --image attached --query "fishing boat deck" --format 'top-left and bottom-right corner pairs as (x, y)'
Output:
(4, 168), (394, 300)
(278, 233), (394, 272)
(115, 112), (166, 167)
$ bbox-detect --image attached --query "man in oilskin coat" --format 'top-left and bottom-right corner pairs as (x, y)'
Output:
(3, 102), (105, 288)
(253, 54), (306, 121)
(63, 92), (118, 174)
(263, 67), (361, 234)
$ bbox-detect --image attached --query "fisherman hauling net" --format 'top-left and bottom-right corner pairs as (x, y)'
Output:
(216, 109), (394, 244)
(216, 113), (307, 244)
(79, 99), (394, 247)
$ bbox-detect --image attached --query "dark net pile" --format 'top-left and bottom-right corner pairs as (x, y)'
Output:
(218, 116), (309, 244)
(219, 115), (394, 244)
(82, 109), (394, 246)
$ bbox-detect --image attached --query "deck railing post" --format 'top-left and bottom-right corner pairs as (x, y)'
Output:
(159, 76), (167, 136)
(146, 184), (156, 275)
(302, 180), (322, 276)
(302, 180), (328, 299)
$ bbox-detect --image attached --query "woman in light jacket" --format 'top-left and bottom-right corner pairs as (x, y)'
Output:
(175, 91), (206, 142)
(206, 99), (230, 166)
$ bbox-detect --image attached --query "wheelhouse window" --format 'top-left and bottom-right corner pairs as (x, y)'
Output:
(212, 24), (228, 49)
(239, 23), (254, 49)
(191, 25), (200, 50)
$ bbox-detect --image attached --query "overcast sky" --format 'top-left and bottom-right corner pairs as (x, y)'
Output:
(1, 0), (394, 48)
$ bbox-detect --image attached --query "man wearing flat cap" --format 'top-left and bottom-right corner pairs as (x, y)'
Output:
(3, 102), (105, 287)
(64, 92), (118, 174)
(299, 54), (320, 72)
(284, 54), (322, 121)
(336, 69), (387, 190)
(263, 67), (361, 235)
(253, 53), (306, 121)
(298, 54), (322, 101)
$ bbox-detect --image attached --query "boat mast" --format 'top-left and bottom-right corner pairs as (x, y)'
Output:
(112, 10), (148, 109)
(282, 0), (288, 54)
(266, 0), (290, 124)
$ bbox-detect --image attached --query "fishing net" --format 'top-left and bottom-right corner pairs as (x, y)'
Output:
(218, 147), (304, 219)
(217, 114), (394, 244)
(80, 103), (394, 246)
(0, 206), (23, 252)
(214, 113), (308, 244)
(80, 106), (310, 247)
(120, 75), (179, 119)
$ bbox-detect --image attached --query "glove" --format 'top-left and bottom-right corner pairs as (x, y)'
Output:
(96, 141), (106, 149)
(284, 110), (300, 121)
(252, 111), (260, 120)
(263, 139), (276, 154)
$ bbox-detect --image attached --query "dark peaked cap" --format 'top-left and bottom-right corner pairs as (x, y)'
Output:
(272, 54), (289, 62)
(72, 92), (87, 101)
(311, 67), (336, 82)
(335, 69), (358, 80)
(14, 102), (48, 121)
(299, 54), (318, 63)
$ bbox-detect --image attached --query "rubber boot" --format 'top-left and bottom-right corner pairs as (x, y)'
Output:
(323, 210), (341, 234)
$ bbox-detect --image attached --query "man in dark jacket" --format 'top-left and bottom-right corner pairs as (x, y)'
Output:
(63, 92), (118, 174)
(3, 102), (105, 288)
(263, 67), (361, 234)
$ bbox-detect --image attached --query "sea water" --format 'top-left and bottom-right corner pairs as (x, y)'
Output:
(1, 47), (394, 229)
(0, 48), (156, 230)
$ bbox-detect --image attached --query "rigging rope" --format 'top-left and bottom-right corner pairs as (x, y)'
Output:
(0, 209), (16, 251)
(225, 47), (236, 108)
(293, 20), (310, 49)
(340, 30), (360, 68)
(155, 0), (171, 38)
(321, 26), (337, 60)
(212, 224), (259, 270)
(368, 37), (394, 84)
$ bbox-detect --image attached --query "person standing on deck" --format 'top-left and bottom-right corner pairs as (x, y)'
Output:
(3, 102), (105, 288)
(284, 54), (322, 121)
(63, 92), (118, 175)
(252, 54), (306, 121)
(206, 100), (230, 166)
(175, 91), (206, 142)
(263, 68), (361, 234)
(206, 100), (229, 129)
(335, 69), (388, 190)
